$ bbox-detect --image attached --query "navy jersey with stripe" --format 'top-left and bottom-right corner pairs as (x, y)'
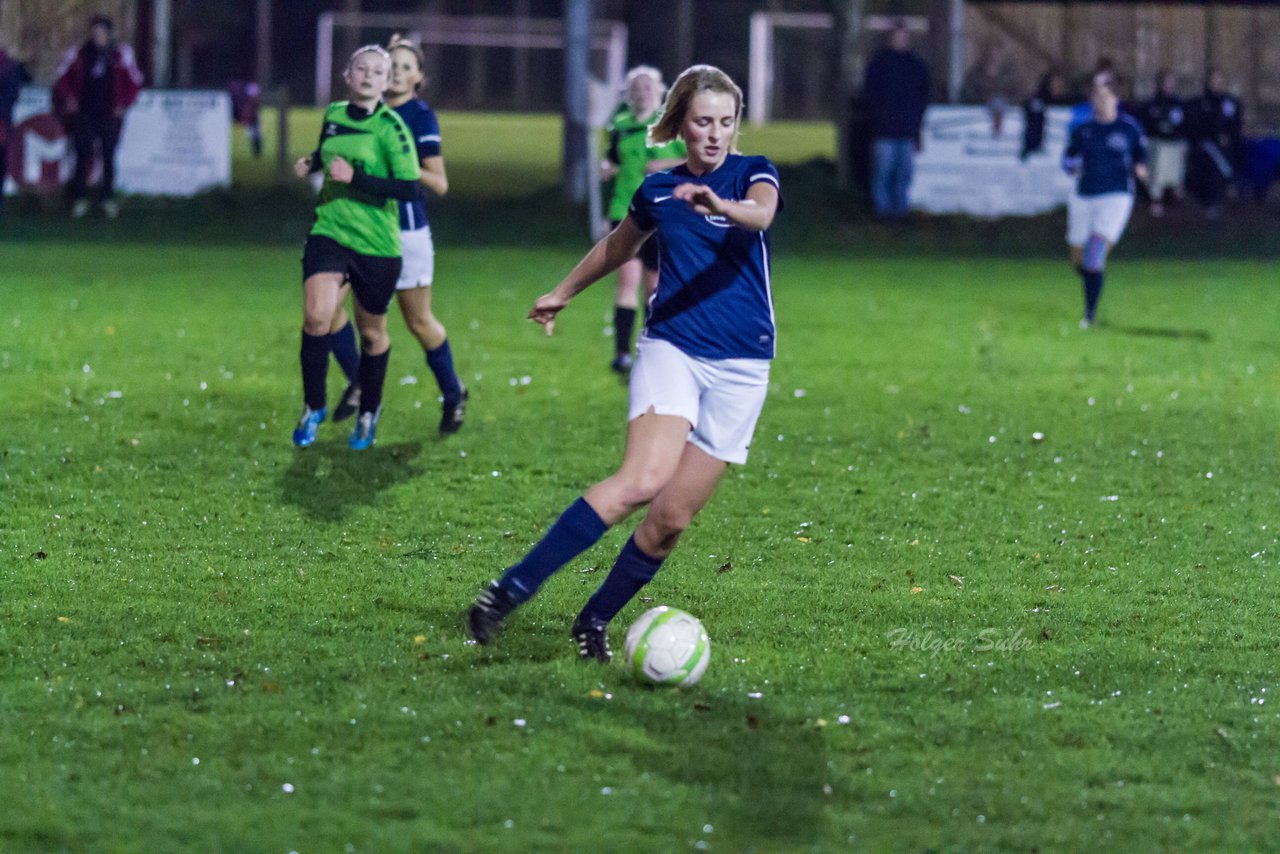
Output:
(392, 98), (442, 231)
(1065, 115), (1148, 196)
(629, 154), (782, 360)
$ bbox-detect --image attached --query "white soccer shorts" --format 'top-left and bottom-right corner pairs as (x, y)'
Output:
(395, 226), (435, 290)
(1066, 191), (1134, 246)
(627, 335), (771, 465)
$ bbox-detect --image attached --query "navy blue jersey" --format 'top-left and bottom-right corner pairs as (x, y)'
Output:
(392, 98), (441, 232)
(1065, 115), (1148, 196)
(628, 154), (782, 360)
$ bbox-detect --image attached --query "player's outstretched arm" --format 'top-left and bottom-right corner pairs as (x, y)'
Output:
(672, 181), (779, 232)
(528, 217), (651, 336)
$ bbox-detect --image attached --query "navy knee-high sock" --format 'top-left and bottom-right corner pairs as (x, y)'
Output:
(1082, 270), (1104, 321)
(578, 535), (665, 626)
(300, 331), (330, 411)
(499, 498), (608, 602)
(425, 340), (463, 403)
(330, 322), (360, 383)
(613, 306), (637, 355)
(357, 347), (390, 415)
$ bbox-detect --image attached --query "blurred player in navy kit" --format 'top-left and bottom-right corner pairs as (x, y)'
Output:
(467, 66), (782, 663)
(53, 15), (143, 219)
(1063, 78), (1148, 328)
(1186, 69), (1243, 219)
(1137, 71), (1187, 217)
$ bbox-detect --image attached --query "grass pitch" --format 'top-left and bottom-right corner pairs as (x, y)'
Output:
(3, 232), (1278, 849)
(4, 109), (1280, 848)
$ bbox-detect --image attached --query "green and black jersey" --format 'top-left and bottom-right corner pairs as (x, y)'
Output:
(310, 101), (420, 258)
(606, 105), (687, 221)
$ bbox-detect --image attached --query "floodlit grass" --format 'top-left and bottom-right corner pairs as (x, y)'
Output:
(3, 235), (1279, 848)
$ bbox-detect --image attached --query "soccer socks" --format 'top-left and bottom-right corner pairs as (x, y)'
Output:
(300, 331), (331, 410)
(330, 322), (360, 383)
(1082, 270), (1105, 322)
(613, 306), (637, 356)
(499, 498), (608, 603)
(578, 535), (665, 626)
(425, 340), (464, 403)
(357, 347), (390, 415)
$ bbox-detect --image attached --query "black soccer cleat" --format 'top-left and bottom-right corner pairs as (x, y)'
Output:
(439, 386), (469, 435)
(571, 616), (612, 663)
(467, 580), (517, 645)
(333, 382), (361, 422)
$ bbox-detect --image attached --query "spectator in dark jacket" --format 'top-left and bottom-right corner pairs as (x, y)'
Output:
(863, 23), (930, 220)
(53, 15), (143, 219)
(0, 44), (32, 216)
(1185, 69), (1243, 218)
(1020, 71), (1069, 161)
(1137, 70), (1187, 216)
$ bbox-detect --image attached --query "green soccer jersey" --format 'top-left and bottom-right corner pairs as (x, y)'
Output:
(310, 101), (421, 258)
(606, 105), (687, 221)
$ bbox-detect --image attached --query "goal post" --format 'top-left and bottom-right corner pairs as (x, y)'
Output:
(747, 11), (930, 126)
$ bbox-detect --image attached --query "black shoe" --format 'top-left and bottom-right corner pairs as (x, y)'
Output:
(468, 580), (517, 645)
(333, 382), (361, 422)
(440, 386), (468, 435)
(570, 616), (612, 662)
(610, 353), (633, 375)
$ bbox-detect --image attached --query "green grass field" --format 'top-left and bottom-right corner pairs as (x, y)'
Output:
(3, 114), (1280, 849)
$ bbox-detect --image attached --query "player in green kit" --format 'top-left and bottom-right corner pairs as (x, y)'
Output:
(291, 44), (421, 450)
(602, 66), (686, 374)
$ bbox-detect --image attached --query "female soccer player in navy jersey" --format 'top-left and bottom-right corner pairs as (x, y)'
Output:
(1063, 78), (1148, 328)
(468, 65), (782, 662)
(329, 37), (469, 434)
(290, 45), (420, 450)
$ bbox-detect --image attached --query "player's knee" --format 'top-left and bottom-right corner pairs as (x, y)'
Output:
(616, 472), (668, 510)
(302, 313), (331, 336)
(647, 501), (693, 540)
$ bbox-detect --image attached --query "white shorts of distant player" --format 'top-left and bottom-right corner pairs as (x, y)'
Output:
(1066, 191), (1134, 247)
(628, 335), (770, 465)
(1147, 139), (1188, 197)
(395, 226), (435, 290)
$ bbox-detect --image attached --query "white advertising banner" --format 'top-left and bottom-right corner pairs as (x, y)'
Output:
(909, 105), (1076, 217)
(6, 88), (231, 197)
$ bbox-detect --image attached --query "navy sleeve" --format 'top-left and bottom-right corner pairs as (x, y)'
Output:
(412, 106), (442, 159)
(1129, 121), (1149, 165)
(628, 182), (656, 232)
(745, 156), (783, 211)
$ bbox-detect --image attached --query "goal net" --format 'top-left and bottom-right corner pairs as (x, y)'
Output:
(314, 12), (627, 112)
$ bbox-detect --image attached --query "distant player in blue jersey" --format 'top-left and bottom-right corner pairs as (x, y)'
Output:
(329, 37), (468, 434)
(467, 65), (782, 662)
(1063, 78), (1148, 328)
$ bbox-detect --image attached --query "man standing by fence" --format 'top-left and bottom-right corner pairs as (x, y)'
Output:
(863, 22), (930, 221)
(53, 15), (143, 219)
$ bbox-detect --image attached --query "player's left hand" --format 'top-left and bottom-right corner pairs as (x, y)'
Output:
(529, 291), (569, 337)
(1134, 164), (1150, 183)
(328, 156), (355, 184)
(673, 182), (724, 216)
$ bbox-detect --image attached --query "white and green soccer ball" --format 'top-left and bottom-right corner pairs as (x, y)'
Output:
(624, 606), (711, 687)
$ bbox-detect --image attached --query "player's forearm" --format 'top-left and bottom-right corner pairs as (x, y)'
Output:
(349, 167), (420, 201)
(553, 230), (637, 301)
(420, 157), (448, 196)
(717, 199), (775, 232)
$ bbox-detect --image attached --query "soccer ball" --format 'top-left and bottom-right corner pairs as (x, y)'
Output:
(623, 606), (711, 687)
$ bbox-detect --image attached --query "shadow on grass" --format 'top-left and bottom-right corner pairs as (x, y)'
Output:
(279, 440), (424, 522)
(609, 693), (830, 846)
(1103, 324), (1213, 342)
